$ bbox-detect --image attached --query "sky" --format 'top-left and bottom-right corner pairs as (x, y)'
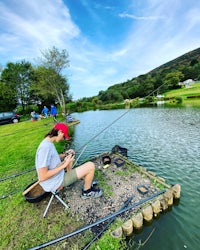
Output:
(0, 0), (200, 100)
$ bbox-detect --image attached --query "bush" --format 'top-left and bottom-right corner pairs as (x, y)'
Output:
(175, 96), (183, 103)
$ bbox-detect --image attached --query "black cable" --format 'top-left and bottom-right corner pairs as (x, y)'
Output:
(28, 189), (166, 250)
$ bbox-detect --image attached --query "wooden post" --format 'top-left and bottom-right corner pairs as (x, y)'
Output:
(122, 219), (133, 236)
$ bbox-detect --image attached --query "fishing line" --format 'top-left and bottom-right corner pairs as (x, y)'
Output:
(0, 82), (166, 187)
(72, 144), (88, 167)
(74, 82), (167, 154)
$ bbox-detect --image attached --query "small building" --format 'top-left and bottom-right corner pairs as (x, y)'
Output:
(179, 79), (195, 88)
(156, 95), (165, 105)
(156, 95), (164, 100)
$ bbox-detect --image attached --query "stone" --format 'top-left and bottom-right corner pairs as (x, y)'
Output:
(160, 198), (168, 211)
(163, 190), (173, 206)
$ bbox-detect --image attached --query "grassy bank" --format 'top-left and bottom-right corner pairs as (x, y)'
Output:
(0, 118), (127, 250)
(0, 119), (84, 249)
(164, 82), (200, 107)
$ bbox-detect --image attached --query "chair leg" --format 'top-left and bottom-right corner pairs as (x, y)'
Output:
(43, 191), (69, 218)
(43, 193), (55, 218)
(54, 194), (69, 210)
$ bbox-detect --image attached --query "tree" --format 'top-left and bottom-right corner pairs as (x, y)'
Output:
(190, 58), (198, 67)
(0, 81), (17, 111)
(38, 47), (70, 114)
(40, 46), (70, 74)
(1, 61), (34, 111)
(32, 66), (70, 113)
(163, 71), (184, 89)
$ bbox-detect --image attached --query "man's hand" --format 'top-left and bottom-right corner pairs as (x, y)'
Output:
(64, 153), (75, 172)
(64, 149), (75, 156)
(60, 149), (75, 160)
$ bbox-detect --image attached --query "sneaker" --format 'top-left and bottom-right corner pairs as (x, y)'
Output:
(81, 180), (98, 194)
(91, 180), (98, 187)
(81, 186), (103, 199)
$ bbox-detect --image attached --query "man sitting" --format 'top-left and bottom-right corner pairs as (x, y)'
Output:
(31, 111), (43, 121)
(66, 114), (74, 123)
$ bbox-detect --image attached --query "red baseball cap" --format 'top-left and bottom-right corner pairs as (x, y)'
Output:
(54, 123), (70, 140)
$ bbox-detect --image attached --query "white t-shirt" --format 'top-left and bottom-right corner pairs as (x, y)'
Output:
(35, 139), (64, 192)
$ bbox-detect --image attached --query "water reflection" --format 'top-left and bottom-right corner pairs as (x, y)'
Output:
(71, 107), (200, 250)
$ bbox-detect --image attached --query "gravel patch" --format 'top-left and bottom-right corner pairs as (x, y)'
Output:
(59, 153), (160, 226)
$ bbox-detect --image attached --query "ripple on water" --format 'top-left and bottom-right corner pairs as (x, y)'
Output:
(72, 108), (200, 250)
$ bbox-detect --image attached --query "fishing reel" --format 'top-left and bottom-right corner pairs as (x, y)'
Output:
(64, 149), (75, 157)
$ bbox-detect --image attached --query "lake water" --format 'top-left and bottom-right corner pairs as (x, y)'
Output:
(71, 107), (200, 250)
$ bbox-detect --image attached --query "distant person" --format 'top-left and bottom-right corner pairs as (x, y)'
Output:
(35, 123), (103, 199)
(50, 104), (57, 118)
(66, 114), (73, 123)
(31, 111), (43, 121)
(42, 106), (49, 118)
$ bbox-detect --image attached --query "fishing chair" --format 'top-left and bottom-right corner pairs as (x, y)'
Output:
(23, 181), (69, 218)
(43, 186), (69, 218)
(43, 178), (99, 218)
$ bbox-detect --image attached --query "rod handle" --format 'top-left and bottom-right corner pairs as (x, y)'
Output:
(22, 180), (40, 196)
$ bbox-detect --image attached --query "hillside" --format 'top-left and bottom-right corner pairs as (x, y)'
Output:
(165, 82), (200, 98)
(91, 47), (200, 103)
(149, 47), (200, 74)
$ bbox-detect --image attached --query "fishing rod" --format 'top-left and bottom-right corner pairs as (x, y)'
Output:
(0, 188), (24, 199)
(64, 81), (168, 168)
(0, 145), (84, 200)
(74, 82), (167, 154)
(0, 82), (166, 188)
(83, 195), (134, 250)
(0, 121), (54, 138)
(0, 143), (86, 200)
(0, 168), (35, 182)
(28, 189), (166, 250)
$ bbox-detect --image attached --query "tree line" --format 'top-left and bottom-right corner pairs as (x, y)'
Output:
(0, 47), (71, 114)
(81, 54), (200, 105)
(1, 46), (200, 115)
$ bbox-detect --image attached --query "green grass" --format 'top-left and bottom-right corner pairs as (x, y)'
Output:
(0, 118), (128, 250)
(165, 82), (200, 97)
(164, 82), (200, 107)
(0, 118), (90, 249)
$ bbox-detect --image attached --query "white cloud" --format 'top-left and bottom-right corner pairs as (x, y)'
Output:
(0, 0), (200, 99)
(118, 13), (165, 20)
(0, 0), (80, 62)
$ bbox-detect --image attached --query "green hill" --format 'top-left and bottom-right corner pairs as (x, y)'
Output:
(150, 47), (200, 74)
(88, 47), (200, 104)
